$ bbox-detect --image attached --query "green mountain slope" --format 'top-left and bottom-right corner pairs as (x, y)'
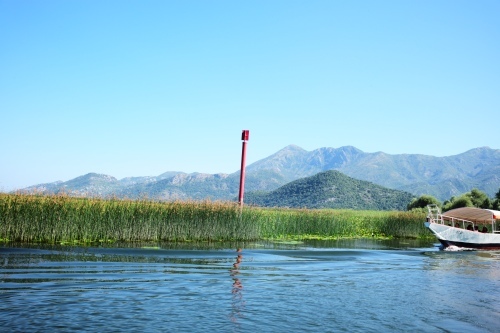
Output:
(244, 170), (415, 210)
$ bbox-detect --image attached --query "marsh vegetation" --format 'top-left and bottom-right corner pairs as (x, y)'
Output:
(0, 193), (428, 244)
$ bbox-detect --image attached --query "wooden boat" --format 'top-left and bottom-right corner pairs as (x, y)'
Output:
(424, 205), (500, 250)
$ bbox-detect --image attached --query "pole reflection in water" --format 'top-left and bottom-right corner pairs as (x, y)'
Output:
(230, 248), (245, 324)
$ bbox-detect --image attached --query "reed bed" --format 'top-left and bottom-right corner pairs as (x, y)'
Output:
(246, 207), (427, 240)
(0, 193), (428, 244)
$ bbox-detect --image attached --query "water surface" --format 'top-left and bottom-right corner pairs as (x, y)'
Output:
(1, 239), (499, 332)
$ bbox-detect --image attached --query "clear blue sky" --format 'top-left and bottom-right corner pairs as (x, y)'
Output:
(1, 0), (499, 191)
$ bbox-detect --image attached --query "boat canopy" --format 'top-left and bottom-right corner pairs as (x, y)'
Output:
(442, 207), (500, 223)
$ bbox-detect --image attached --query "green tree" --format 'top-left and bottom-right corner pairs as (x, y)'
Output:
(443, 195), (474, 211)
(492, 188), (500, 210)
(407, 195), (441, 211)
(466, 188), (491, 208)
(442, 196), (454, 209)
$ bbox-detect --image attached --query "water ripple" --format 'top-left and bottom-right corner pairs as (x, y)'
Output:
(1, 240), (499, 332)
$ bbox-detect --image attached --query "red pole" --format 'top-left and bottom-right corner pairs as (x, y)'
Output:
(238, 130), (249, 206)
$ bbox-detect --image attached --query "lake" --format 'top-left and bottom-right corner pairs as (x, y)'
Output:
(1, 239), (499, 332)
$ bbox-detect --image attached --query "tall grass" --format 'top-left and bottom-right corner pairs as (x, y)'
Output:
(245, 208), (427, 239)
(0, 193), (428, 243)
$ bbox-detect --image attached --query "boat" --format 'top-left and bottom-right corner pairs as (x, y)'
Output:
(424, 204), (500, 250)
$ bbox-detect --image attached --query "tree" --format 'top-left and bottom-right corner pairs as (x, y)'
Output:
(407, 195), (441, 211)
(466, 188), (491, 209)
(443, 188), (500, 211)
(493, 188), (500, 210)
(443, 195), (473, 211)
(442, 196), (454, 208)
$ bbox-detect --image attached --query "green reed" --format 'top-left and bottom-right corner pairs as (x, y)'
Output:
(0, 193), (428, 243)
(244, 207), (427, 240)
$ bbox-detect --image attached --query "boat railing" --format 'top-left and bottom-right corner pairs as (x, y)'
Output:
(441, 215), (475, 229)
(426, 204), (442, 224)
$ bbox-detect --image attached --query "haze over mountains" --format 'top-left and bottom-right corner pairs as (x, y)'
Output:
(17, 145), (500, 205)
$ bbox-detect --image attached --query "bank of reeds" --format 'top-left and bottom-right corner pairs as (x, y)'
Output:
(0, 193), (428, 243)
(248, 208), (427, 239)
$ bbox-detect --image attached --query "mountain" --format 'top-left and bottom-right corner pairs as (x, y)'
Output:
(246, 144), (365, 181)
(244, 170), (415, 210)
(119, 172), (236, 200)
(246, 145), (500, 200)
(17, 145), (500, 203)
(24, 173), (120, 197)
(22, 170), (287, 201)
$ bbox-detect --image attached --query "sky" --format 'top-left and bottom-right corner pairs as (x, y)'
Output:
(1, 0), (499, 191)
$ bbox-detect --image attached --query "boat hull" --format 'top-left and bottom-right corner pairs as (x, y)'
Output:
(424, 222), (500, 250)
(436, 239), (500, 250)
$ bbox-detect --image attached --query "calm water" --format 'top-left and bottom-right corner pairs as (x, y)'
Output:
(1, 239), (499, 333)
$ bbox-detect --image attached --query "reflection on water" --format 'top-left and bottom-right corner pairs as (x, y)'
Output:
(1, 239), (499, 333)
(230, 248), (245, 325)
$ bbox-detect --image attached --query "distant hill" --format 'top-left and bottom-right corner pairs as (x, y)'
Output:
(17, 145), (500, 204)
(244, 170), (415, 210)
(22, 170), (288, 201)
(25, 173), (121, 197)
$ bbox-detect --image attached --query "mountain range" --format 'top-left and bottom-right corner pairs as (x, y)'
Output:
(18, 145), (500, 204)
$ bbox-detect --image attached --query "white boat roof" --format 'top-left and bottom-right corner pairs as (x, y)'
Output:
(443, 207), (500, 223)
